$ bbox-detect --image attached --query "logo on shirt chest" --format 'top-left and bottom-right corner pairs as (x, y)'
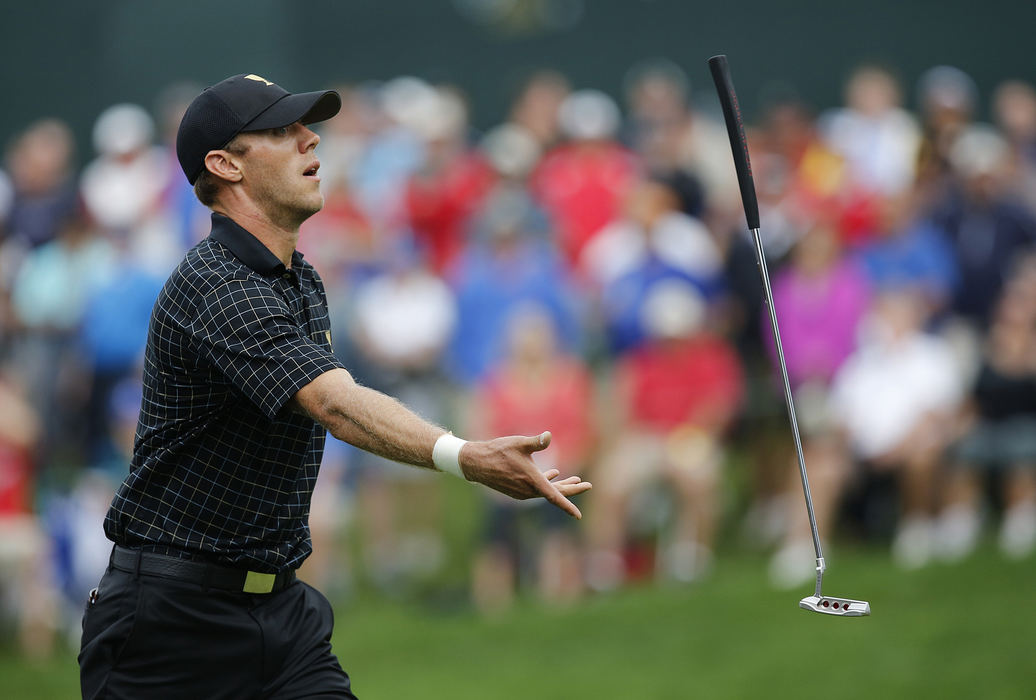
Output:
(311, 329), (332, 348)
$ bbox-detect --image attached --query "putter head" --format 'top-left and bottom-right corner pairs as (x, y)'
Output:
(800, 595), (870, 617)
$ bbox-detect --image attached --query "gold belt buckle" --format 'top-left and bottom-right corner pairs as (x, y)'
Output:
(243, 571), (277, 594)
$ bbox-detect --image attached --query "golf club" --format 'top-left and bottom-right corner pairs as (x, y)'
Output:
(707, 54), (870, 617)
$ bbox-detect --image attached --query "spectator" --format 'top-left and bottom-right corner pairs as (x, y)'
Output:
(469, 307), (595, 614)
(1, 119), (78, 252)
(78, 255), (163, 465)
(623, 59), (740, 226)
(350, 76), (429, 235)
(9, 211), (116, 465)
(476, 122), (553, 253)
(0, 120), (79, 338)
(586, 281), (743, 590)
(403, 86), (494, 274)
(346, 243), (457, 589)
(942, 259), (1036, 561)
(508, 70), (570, 152)
(992, 80), (1036, 216)
(447, 186), (581, 384)
(80, 103), (181, 275)
(531, 89), (638, 267)
(622, 59), (706, 219)
(0, 366), (56, 657)
(751, 92), (850, 257)
(582, 176), (722, 291)
(587, 176), (724, 355)
(915, 65), (977, 203)
(829, 287), (964, 569)
(820, 64), (921, 197)
(855, 186), (957, 316)
(765, 220), (871, 587)
(932, 125), (1036, 330)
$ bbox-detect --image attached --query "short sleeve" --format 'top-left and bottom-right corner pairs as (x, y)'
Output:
(190, 278), (344, 419)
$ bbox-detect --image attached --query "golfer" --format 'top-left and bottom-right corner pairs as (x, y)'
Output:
(78, 74), (591, 699)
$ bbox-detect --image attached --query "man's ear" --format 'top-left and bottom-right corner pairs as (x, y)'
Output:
(203, 149), (244, 183)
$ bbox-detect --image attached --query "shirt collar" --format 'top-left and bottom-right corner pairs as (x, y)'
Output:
(208, 212), (305, 276)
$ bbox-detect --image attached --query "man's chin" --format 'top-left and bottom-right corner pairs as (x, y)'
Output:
(294, 195), (324, 224)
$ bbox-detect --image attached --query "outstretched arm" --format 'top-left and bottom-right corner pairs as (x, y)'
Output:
(290, 368), (591, 518)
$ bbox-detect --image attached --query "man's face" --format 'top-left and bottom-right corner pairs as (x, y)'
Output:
(234, 122), (324, 229)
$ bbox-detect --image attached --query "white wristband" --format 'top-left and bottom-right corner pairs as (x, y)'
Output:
(432, 433), (468, 479)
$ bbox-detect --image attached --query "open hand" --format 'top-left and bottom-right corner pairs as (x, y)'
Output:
(458, 431), (593, 519)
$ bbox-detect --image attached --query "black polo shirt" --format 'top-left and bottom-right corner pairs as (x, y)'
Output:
(104, 213), (345, 573)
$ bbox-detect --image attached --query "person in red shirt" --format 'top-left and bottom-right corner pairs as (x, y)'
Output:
(403, 87), (494, 274)
(587, 281), (743, 590)
(469, 306), (596, 613)
(530, 90), (638, 268)
(0, 369), (56, 657)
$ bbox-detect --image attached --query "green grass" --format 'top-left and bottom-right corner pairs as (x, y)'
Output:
(8, 547), (1033, 699)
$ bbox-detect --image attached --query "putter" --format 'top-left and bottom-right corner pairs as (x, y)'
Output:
(708, 54), (870, 617)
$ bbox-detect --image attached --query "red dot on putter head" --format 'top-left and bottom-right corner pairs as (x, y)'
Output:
(832, 602), (840, 609)
(822, 600), (830, 607)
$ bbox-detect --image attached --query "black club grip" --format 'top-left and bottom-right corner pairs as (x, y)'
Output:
(708, 54), (760, 230)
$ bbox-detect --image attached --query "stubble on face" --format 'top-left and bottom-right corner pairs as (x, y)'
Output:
(239, 128), (324, 232)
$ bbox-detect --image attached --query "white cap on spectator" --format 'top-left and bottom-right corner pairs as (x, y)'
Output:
(641, 279), (706, 339)
(950, 124), (1008, 178)
(481, 123), (541, 178)
(381, 77), (436, 128)
(93, 103), (155, 156)
(558, 89), (621, 141)
(418, 89), (467, 142)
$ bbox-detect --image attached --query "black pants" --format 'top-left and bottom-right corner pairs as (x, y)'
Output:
(79, 566), (357, 699)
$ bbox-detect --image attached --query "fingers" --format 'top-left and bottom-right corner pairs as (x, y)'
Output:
(547, 489), (583, 519)
(556, 479), (592, 497)
(550, 475), (583, 485)
(535, 474), (583, 520)
(537, 469), (591, 517)
(543, 472), (592, 494)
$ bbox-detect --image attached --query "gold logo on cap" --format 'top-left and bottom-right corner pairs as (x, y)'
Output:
(244, 74), (274, 86)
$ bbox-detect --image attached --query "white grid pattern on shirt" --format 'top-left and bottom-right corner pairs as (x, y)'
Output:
(105, 232), (344, 572)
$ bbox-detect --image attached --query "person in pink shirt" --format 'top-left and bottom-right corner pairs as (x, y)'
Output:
(769, 220), (872, 389)
(766, 219), (871, 587)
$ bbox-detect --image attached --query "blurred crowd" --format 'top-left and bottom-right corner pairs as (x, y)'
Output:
(2, 60), (1036, 654)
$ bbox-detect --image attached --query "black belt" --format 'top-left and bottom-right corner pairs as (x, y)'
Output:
(111, 546), (296, 594)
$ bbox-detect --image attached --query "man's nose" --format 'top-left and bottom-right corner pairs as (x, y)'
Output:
(297, 123), (319, 151)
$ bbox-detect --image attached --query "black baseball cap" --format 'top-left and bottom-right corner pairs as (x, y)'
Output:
(176, 73), (341, 185)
